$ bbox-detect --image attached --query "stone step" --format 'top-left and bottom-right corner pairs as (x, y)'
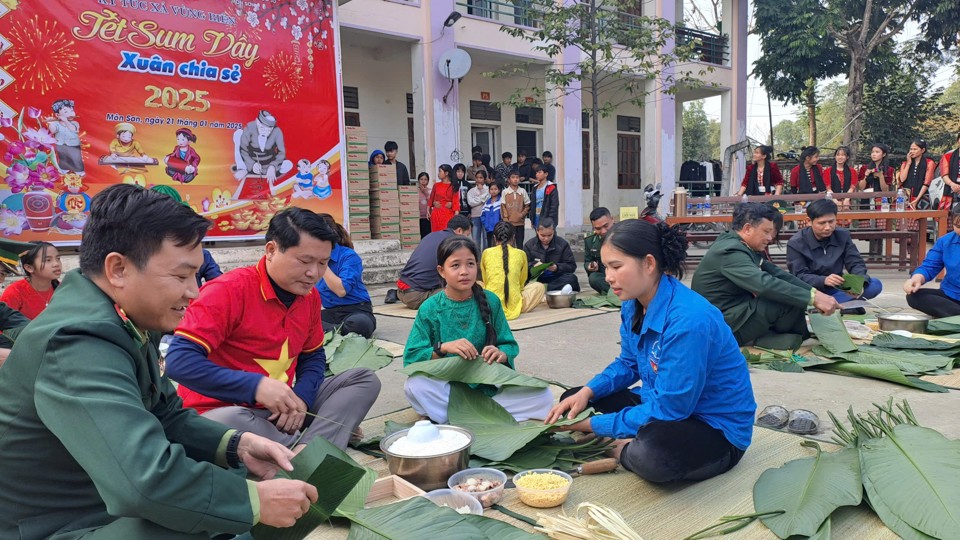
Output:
(363, 264), (404, 285)
(354, 239), (402, 254)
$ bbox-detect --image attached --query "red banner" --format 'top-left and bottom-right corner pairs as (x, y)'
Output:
(0, 0), (345, 243)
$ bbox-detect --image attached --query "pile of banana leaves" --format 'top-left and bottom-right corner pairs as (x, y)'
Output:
(252, 436), (546, 540)
(322, 332), (395, 377)
(750, 399), (960, 539)
(744, 313), (955, 392)
(353, 357), (610, 473)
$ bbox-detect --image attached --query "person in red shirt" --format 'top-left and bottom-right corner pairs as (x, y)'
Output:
(858, 143), (895, 192)
(165, 208), (381, 452)
(822, 146), (859, 210)
(1, 241), (61, 320)
(899, 139), (937, 207)
(789, 146), (826, 194)
(938, 133), (960, 211)
(737, 145), (784, 196)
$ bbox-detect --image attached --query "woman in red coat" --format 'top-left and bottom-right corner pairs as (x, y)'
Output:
(822, 146), (859, 209)
(163, 128), (201, 184)
(899, 139), (937, 207)
(790, 146), (826, 194)
(938, 133), (960, 211)
(428, 164), (460, 231)
(858, 143), (895, 192)
(737, 145), (784, 196)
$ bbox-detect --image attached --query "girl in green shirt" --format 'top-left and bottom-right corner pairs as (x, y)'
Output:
(403, 236), (553, 423)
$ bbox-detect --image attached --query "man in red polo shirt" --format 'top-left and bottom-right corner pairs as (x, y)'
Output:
(165, 208), (380, 451)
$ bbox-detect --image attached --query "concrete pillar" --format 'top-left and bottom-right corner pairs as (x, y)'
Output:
(553, 24), (584, 228)
(720, 0), (748, 193)
(411, 0), (459, 175)
(653, 0), (678, 206)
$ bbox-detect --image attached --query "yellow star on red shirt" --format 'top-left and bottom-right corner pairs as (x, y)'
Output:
(253, 339), (294, 384)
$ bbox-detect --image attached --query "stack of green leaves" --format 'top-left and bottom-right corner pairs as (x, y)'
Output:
(252, 436), (547, 540)
(806, 313), (951, 392)
(323, 332), (395, 377)
(574, 289), (622, 309)
(398, 358), (606, 471)
(752, 400), (960, 539)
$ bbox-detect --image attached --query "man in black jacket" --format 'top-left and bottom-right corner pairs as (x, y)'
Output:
(395, 215), (472, 309)
(529, 165), (559, 229)
(524, 218), (580, 292)
(786, 199), (882, 313)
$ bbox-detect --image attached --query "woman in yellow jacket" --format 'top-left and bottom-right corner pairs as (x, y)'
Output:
(480, 221), (546, 319)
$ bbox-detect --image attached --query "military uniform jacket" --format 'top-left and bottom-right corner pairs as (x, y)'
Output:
(0, 270), (253, 539)
(584, 233), (605, 274)
(691, 231), (811, 333)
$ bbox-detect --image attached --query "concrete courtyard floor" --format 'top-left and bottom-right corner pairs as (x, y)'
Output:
(361, 263), (960, 444)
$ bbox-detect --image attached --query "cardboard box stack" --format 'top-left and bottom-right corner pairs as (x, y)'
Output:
(398, 185), (420, 249)
(370, 164), (400, 240)
(345, 126), (371, 240)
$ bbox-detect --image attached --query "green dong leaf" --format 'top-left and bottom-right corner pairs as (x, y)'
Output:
(401, 357), (548, 388)
(859, 425), (960, 540)
(753, 442), (862, 538)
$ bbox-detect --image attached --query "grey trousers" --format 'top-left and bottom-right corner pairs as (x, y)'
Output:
(202, 368), (381, 450)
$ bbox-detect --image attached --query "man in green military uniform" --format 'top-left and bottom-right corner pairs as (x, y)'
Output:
(584, 207), (613, 294)
(0, 185), (317, 539)
(691, 203), (840, 348)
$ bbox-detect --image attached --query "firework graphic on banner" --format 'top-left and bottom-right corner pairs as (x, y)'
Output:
(262, 51), (303, 102)
(3, 15), (78, 96)
(231, 0), (334, 74)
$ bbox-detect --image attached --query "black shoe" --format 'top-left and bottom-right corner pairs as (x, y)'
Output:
(840, 307), (866, 315)
(384, 289), (399, 304)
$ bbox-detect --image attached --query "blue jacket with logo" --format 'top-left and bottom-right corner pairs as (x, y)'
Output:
(587, 275), (756, 449)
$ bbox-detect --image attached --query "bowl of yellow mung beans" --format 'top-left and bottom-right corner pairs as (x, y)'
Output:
(512, 469), (573, 508)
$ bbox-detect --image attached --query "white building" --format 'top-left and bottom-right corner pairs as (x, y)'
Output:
(337, 0), (748, 228)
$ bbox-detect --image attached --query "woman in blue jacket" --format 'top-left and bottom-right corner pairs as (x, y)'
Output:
(316, 214), (377, 338)
(546, 219), (756, 483)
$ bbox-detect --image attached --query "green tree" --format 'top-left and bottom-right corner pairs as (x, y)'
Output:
(860, 51), (946, 155)
(682, 101), (710, 161)
(752, 0), (845, 145)
(774, 118), (807, 152)
(923, 76), (960, 154)
(824, 0), (960, 160)
(487, 0), (702, 208)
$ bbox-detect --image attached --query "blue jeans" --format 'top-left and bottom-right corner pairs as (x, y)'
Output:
(470, 217), (487, 250)
(828, 277), (883, 303)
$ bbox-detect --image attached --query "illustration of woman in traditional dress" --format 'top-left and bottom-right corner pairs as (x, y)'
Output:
(163, 128), (200, 184)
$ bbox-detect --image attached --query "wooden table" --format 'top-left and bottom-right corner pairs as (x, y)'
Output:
(666, 209), (949, 263)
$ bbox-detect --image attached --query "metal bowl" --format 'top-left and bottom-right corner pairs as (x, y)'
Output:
(545, 290), (577, 309)
(379, 425), (472, 490)
(878, 313), (931, 334)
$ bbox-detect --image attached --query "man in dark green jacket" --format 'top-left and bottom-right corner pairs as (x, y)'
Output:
(691, 203), (840, 347)
(0, 185), (317, 539)
(584, 207), (613, 293)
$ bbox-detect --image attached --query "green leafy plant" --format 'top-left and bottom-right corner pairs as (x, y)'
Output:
(751, 400), (960, 540)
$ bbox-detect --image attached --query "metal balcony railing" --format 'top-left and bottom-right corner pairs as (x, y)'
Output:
(456, 0), (541, 28)
(676, 26), (729, 66)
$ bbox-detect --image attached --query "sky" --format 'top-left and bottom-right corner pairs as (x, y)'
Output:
(697, 2), (956, 147)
